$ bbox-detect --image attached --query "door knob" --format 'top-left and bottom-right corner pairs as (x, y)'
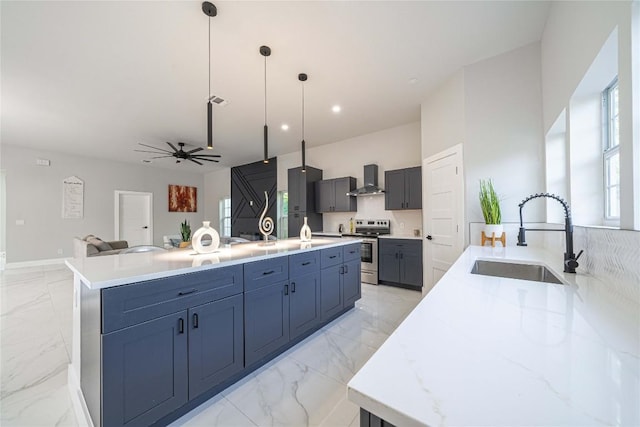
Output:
(426, 235), (432, 240)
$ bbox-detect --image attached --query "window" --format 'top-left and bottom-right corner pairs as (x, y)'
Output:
(219, 196), (231, 237)
(603, 78), (620, 220)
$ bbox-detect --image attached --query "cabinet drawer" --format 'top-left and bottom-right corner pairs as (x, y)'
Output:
(343, 243), (361, 262)
(244, 256), (289, 291)
(289, 251), (320, 278)
(320, 247), (343, 268)
(102, 265), (243, 334)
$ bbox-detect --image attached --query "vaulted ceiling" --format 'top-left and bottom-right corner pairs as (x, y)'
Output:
(1, 1), (551, 171)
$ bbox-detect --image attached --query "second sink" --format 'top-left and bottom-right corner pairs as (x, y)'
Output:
(471, 260), (564, 284)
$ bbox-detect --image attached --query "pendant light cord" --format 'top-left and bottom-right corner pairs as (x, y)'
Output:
(302, 82), (305, 140)
(208, 16), (211, 99)
(264, 55), (267, 125)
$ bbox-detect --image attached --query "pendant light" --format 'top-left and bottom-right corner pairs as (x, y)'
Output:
(260, 45), (271, 164)
(299, 73), (307, 172)
(202, 2), (217, 149)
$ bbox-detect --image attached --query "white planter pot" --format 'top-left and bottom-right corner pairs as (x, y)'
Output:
(483, 224), (504, 237)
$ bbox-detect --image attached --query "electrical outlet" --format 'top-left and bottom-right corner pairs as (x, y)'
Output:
(400, 222), (405, 229)
(57, 248), (63, 255)
(16, 219), (25, 225)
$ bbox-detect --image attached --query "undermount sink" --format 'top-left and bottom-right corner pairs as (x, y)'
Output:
(471, 260), (564, 284)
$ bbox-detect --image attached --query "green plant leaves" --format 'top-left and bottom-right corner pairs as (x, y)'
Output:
(479, 179), (501, 224)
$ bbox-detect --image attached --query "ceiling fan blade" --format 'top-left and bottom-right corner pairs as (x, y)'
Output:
(189, 158), (203, 165)
(193, 154), (222, 158)
(193, 157), (219, 162)
(186, 147), (204, 154)
(138, 143), (173, 153)
(135, 149), (170, 154)
(150, 155), (174, 159)
(166, 142), (180, 153)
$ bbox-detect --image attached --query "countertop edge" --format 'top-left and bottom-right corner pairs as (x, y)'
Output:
(67, 238), (361, 290)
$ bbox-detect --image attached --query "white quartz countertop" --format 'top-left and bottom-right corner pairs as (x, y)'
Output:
(347, 245), (640, 426)
(65, 237), (360, 290)
(378, 234), (423, 240)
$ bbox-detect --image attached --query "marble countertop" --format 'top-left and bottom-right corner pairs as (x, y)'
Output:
(65, 237), (361, 290)
(347, 245), (640, 426)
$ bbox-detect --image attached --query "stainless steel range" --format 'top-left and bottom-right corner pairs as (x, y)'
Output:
(344, 219), (390, 284)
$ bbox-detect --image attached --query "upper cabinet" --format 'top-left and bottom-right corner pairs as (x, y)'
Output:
(385, 167), (422, 210)
(315, 177), (357, 213)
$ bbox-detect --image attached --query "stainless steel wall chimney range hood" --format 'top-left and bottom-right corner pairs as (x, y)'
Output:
(347, 164), (385, 196)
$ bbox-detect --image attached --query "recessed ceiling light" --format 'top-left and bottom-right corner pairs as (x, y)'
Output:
(408, 78), (418, 85)
(281, 124), (289, 131)
(332, 105), (341, 113)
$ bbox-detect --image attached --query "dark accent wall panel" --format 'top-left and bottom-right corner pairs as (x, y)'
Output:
(231, 157), (277, 239)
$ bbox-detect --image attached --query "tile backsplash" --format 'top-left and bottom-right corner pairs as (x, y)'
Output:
(573, 226), (640, 303)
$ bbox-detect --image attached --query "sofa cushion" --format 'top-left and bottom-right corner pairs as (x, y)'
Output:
(95, 249), (123, 256)
(169, 238), (181, 248)
(87, 237), (113, 252)
(86, 244), (100, 256)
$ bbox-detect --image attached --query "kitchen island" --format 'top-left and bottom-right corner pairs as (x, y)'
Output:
(66, 237), (361, 427)
(348, 245), (639, 426)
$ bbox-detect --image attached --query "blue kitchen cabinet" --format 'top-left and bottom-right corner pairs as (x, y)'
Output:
(378, 238), (423, 290)
(289, 251), (322, 341)
(244, 281), (290, 367)
(385, 166), (422, 210)
(343, 259), (361, 307)
(188, 294), (244, 399)
(320, 243), (361, 320)
(102, 311), (189, 427)
(243, 257), (290, 367)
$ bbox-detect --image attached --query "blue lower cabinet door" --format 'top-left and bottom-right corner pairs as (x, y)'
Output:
(289, 272), (321, 341)
(188, 294), (244, 399)
(320, 265), (343, 320)
(244, 281), (290, 367)
(342, 259), (361, 307)
(102, 311), (188, 427)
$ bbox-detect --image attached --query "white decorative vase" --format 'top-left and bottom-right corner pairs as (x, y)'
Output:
(484, 224), (504, 237)
(192, 221), (220, 254)
(299, 217), (312, 242)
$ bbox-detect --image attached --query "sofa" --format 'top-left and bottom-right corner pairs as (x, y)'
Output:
(73, 235), (129, 258)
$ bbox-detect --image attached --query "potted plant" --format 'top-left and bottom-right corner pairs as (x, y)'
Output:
(479, 179), (502, 237)
(179, 219), (191, 248)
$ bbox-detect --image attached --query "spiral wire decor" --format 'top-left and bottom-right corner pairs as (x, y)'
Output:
(258, 191), (275, 243)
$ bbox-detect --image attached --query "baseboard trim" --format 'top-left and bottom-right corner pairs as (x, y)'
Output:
(5, 257), (68, 269)
(68, 365), (95, 427)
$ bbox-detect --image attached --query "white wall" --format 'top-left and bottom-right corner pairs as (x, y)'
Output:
(421, 70), (465, 159)
(282, 122), (423, 236)
(464, 42), (545, 227)
(541, 0), (638, 230)
(1, 144), (204, 263)
(541, 1), (629, 133)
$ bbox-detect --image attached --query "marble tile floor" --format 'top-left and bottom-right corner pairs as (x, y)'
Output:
(0, 264), (422, 427)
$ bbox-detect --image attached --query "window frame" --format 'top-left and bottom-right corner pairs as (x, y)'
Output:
(219, 196), (231, 237)
(602, 77), (620, 222)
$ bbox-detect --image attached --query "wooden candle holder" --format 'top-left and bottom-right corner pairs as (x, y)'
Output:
(481, 231), (506, 247)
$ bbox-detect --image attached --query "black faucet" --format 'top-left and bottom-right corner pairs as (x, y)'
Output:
(517, 193), (583, 273)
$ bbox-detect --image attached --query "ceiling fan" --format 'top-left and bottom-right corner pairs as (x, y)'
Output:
(135, 142), (221, 165)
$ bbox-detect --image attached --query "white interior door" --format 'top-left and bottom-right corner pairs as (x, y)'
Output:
(115, 191), (153, 246)
(422, 144), (464, 295)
